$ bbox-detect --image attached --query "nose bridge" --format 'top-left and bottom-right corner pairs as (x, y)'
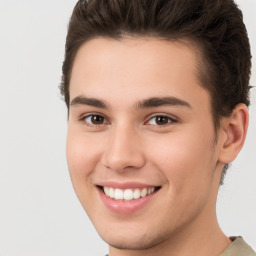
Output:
(102, 122), (145, 171)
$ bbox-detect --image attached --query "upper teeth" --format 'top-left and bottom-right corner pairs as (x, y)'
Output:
(103, 187), (156, 201)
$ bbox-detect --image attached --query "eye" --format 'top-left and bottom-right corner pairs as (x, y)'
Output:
(82, 114), (108, 126)
(147, 115), (176, 126)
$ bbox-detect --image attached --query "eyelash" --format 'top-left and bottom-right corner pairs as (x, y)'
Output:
(146, 115), (177, 126)
(79, 114), (109, 127)
(79, 114), (177, 127)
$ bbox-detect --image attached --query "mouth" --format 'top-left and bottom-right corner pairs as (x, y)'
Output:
(98, 186), (161, 201)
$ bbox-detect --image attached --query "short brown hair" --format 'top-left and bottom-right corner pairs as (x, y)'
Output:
(60, 0), (252, 182)
(61, 0), (251, 128)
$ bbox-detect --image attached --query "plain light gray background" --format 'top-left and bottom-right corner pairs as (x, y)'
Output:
(0, 1), (255, 255)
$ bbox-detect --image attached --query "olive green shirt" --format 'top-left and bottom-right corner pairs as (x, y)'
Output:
(221, 237), (255, 256)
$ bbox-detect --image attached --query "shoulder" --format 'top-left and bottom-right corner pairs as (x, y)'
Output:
(221, 237), (256, 256)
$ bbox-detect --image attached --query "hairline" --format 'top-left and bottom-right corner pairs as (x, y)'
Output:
(67, 34), (221, 132)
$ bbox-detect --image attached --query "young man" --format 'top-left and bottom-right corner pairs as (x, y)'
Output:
(60, 0), (255, 255)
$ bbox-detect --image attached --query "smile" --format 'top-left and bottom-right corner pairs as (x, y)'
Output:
(97, 184), (161, 214)
(101, 186), (160, 201)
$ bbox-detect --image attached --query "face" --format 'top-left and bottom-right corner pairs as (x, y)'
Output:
(67, 37), (224, 252)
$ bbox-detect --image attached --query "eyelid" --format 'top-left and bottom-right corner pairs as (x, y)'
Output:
(79, 113), (110, 126)
(78, 112), (178, 127)
(145, 113), (178, 126)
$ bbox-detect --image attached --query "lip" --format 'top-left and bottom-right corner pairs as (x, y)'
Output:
(96, 182), (161, 214)
(97, 181), (159, 189)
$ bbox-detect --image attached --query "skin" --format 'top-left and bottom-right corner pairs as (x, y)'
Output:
(66, 37), (248, 256)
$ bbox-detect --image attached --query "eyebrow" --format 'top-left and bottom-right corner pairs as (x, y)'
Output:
(70, 95), (192, 110)
(136, 97), (192, 109)
(70, 95), (108, 109)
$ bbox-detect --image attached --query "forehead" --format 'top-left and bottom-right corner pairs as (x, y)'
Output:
(69, 37), (210, 110)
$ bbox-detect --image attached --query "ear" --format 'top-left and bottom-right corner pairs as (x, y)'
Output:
(218, 103), (249, 164)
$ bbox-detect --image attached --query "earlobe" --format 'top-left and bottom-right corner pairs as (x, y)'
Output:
(218, 103), (249, 164)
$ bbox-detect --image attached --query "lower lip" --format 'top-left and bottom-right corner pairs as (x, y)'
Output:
(98, 187), (159, 214)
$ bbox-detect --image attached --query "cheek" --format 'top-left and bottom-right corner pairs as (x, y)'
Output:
(66, 129), (104, 213)
(145, 131), (217, 225)
(146, 129), (216, 191)
(66, 129), (101, 182)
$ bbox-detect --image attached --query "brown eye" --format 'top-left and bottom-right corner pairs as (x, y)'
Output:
(91, 115), (104, 124)
(147, 115), (176, 126)
(155, 116), (169, 125)
(84, 115), (106, 125)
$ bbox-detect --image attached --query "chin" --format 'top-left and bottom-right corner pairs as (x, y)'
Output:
(98, 227), (170, 251)
(105, 237), (158, 251)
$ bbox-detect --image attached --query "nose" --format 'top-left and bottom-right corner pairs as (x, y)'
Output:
(101, 125), (146, 172)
